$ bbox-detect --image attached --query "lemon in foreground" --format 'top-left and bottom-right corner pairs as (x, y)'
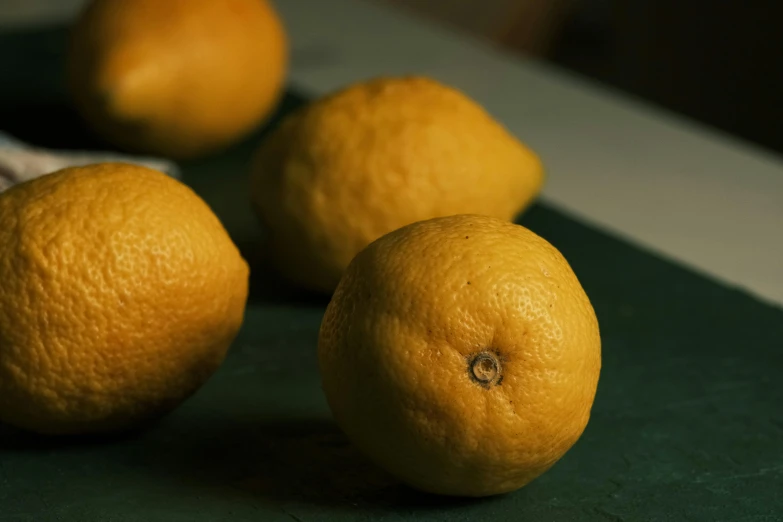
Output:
(0, 163), (249, 434)
(251, 76), (544, 293)
(68, 0), (288, 159)
(318, 214), (600, 496)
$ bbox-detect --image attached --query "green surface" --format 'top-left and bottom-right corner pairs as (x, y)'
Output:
(2, 24), (783, 522)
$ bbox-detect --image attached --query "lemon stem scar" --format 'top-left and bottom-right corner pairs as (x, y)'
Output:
(468, 351), (502, 388)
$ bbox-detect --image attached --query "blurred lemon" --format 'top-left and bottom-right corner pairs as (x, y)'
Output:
(68, 0), (288, 159)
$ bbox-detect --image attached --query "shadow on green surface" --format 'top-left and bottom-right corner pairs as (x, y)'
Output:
(0, 420), (157, 451)
(236, 239), (332, 308)
(0, 102), (108, 151)
(0, 24), (108, 151)
(131, 416), (492, 512)
(0, 416), (492, 513)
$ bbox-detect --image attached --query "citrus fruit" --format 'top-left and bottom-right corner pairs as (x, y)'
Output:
(68, 0), (288, 159)
(0, 163), (249, 435)
(250, 76), (544, 293)
(318, 214), (601, 496)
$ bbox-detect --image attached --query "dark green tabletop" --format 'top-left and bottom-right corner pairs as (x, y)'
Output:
(1, 25), (782, 522)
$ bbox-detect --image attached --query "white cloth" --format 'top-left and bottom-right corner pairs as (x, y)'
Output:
(0, 131), (179, 193)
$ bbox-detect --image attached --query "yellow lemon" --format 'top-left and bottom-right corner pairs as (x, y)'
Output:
(251, 76), (544, 292)
(319, 214), (600, 496)
(68, 0), (288, 159)
(0, 163), (249, 434)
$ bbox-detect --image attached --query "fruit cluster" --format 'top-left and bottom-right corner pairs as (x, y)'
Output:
(0, 0), (600, 498)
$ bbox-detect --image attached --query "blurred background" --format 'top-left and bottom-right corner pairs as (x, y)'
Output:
(1, 0), (781, 155)
(379, 0), (783, 154)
